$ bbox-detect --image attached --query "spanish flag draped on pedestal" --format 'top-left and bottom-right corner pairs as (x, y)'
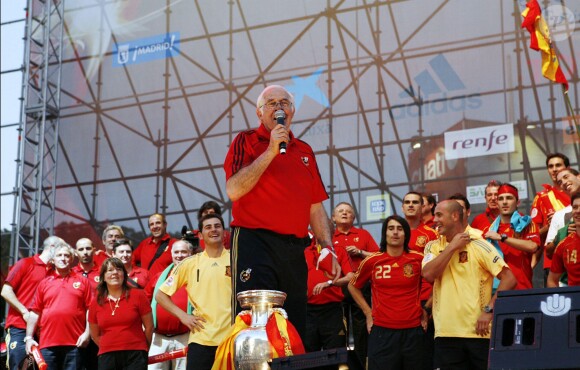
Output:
(521, 0), (568, 91)
(212, 311), (305, 370)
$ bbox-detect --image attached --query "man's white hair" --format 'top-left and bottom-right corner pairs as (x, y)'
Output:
(255, 85), (295, 109)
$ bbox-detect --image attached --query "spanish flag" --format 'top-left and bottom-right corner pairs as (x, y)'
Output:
(521, 0), (568, 91)
(212, 311), (305, 370)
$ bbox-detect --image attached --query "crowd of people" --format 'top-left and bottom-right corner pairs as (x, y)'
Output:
(2, 84), (578, 370)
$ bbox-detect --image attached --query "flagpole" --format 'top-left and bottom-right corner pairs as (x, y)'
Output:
(562, 86), (580, 142)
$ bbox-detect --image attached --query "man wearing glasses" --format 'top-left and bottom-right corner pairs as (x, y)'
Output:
(471, 180), (502, 232)
(224, 85), (339, 339)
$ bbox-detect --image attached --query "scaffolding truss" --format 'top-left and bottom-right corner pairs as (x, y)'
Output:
(9, 0), (579, 257)
(11, 0), (65, 260)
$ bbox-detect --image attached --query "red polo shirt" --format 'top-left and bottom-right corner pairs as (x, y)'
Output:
(30, 271), (93, 349)
(551, 233), (580, 286)
(134, 233), (176, 272)
(409, 223), (438, 301)
(224, 124), (328, 238)
(4, 255), (53, 330)
(128, 266), (150, 289)
(305, 244), (353, 305)
(471, 208), (496, 232)
(73, 263), (101, 290)
(350, 251), (423, 329)
(144, 268), (189, 335)
(88, 289), (152, 355)
(332, 226), (379, 271)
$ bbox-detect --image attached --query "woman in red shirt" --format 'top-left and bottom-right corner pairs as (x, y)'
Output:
(89, 258), (153, 370)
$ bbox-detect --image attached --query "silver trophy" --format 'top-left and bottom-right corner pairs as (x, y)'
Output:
(234, 290), (288, 369)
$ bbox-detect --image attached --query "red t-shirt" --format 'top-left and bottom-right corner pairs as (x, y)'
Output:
(409, 223), (438, 254)
(94, 251), (109, 265)
(332, 226), (379, 271)
(72, 263), (101, 291)
(134, 234), (177, 272)
(409, 223), (438, 301)
(424, 219), (436, 230)
(350, 251), (423, 329)
(88, 289), (152, 355)
(482, 221), (540, 290)
(224, 124), (328, 237)
(30, 271), (93, 349)
(531, 185), (570, 269)
(305, 244), (353, 305)
(4, 255), (53, 330)
(471, 208), (496, 232)
(144, 268), (189, 335)
(551, 233), (580, 286)
(128, 266), (150, 289)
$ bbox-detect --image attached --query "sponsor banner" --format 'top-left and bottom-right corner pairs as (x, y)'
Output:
(113, 32), (180, 67)
(444, 123), (515, 160)
(394, 54), (483, 120)
(408, 143), (466, 200)
(467, 180), (528, 205)
(366, 194), (390, 221)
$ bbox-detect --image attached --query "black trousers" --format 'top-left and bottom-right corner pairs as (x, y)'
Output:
(186, 343), (217, 370)
(367, 326), (425, 370)
(304, 302), (347, 352)
(98, 350), (147, 370)
(230, 227), (310, 339)
(434, 337), (490, 370)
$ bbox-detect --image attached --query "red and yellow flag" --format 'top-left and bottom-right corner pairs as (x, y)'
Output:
(521, 0), (568, 91)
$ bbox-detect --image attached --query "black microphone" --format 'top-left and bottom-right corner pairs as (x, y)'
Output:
(274, 109), (287, 155)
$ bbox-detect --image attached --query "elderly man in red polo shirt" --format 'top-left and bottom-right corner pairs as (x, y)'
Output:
(224, 85), (339, 339)
(25, 243), (93, 370)
(1, 236), (63, 369)
(331, 201), (378, 367)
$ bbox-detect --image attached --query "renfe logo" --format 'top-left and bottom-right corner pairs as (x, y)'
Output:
(444, 123), (514, 160)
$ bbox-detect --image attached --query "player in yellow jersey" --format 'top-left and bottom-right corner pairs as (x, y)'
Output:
(157, 214), (231, 370)
(422, 200), (516, 370)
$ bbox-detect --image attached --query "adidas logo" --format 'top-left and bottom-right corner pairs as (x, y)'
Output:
(393, 54), (481, 119)
(211, 262), (218, 267)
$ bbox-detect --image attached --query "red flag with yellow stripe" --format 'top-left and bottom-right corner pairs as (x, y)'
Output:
(521, 0), (568, 91)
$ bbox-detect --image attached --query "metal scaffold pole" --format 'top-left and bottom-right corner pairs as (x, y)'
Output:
(10, 0), (65, 262)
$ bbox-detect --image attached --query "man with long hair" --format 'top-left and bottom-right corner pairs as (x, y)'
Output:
(349, 215), (426, 370)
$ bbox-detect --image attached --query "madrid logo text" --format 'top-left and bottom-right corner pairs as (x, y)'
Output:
(393, 54), (482, 119)
(113, 32), (180, 67)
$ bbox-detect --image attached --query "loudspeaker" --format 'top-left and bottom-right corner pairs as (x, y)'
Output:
(489, 286), (580, 369)
(270, 348), (363, 370)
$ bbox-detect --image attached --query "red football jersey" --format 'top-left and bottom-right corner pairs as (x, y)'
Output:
(350, 251), (423, 329)
(551, 233), (580, 286)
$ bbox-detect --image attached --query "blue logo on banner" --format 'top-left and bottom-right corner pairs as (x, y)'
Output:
(113, 32), (180, 67)
(285, 67), (330, 110)
(370, 199), (386, 213)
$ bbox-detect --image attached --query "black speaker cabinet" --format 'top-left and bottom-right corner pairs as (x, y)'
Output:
(489, 286), (580, 369)
(270, 348), (363, 370)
